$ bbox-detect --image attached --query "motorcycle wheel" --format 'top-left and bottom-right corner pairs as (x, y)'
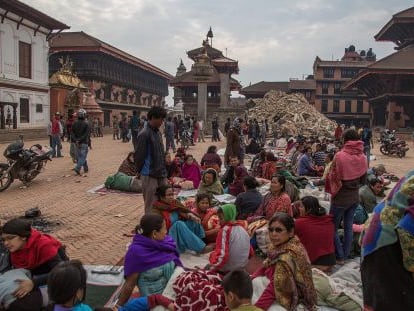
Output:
(0, 165), (13, 192)
(380, 146), (389, 155)
(397, 150), (406, 158)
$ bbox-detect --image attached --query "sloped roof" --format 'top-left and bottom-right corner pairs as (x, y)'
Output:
(240, 81), (289, 94)
(187, 45), (224, 61)
(314, 59), (373, 68)
(375, 7), (414, 41)
(0, 0), (69, 31)
(289, 79), (316, 90)
(50, 32), (172, 80)
(169, 69), (241, 88)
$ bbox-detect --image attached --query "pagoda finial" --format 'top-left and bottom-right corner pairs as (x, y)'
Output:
(207, 26), (213, 46)
(176, 58), (186, 76)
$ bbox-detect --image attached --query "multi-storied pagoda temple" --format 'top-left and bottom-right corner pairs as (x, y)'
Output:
(49, 31), (172, 126)
(170, 28), (243, 130)
(346, 7), (414, 130)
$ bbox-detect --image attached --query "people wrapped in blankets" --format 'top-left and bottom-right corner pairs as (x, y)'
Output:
(221, 155), (248, 196)
(235, 176), (263, 220)
(197, 168), (224, 196)
(252, 213), (317, 311)
(181, 155), (201, 189)
(117, 214), (182, 307)
(165, 152), (182, 179)
(360, 170), (414, 311)
(206, 204), (251, 273)
(192, 193), (220, 244)
(260, 152), (278, 180)
(151, 185), (207, 253)
(1, 218), (68, 311)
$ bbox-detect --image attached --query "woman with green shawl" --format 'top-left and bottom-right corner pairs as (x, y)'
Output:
(197, 168), (224, 196)
(206, 204), (251, 273)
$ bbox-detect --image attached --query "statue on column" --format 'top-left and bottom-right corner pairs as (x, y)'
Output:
(6, 107), (12, 129)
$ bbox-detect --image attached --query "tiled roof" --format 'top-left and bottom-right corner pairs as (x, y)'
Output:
(50, 32), (172, 80)
(240, 81), (289, 94)
(170, 69), (241, 88)
(289, 79), (316, 90)
(375, 7), (414, 41)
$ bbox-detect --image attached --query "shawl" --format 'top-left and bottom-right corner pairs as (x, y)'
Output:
(182, 162), (201, 188)
(166, 160), (182, 179)
(256, 192), (292, 219)
(326, 140), (367, 197)
(197, 169), (224, 195)
(124, 234), (182, 276)
(220, 204), (237, 222)
(10, 229), (61, 269)
(193, 207), (220, 231)
(267, 236), (317, 311)
(152, 199), (192, 230)
(361, 170), (414, 271)
(295, 215), (335, 263)
(118, 158), (138, 176)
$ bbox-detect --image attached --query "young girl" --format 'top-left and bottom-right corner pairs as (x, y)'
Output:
(206, 204), (251, 273)
(192, 193), (220, 243)
(181, 154), (201, 188)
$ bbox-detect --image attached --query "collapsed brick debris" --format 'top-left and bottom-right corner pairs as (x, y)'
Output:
(247, 90), (337, 137)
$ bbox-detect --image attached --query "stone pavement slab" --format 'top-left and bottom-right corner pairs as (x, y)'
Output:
(0, 135), (225, 264)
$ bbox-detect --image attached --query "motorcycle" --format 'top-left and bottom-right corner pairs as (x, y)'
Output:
(0, 137), (52, 191)
(380, 138), (409, 158)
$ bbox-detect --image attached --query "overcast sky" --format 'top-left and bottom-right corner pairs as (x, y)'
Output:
(24, 0), (409, 103)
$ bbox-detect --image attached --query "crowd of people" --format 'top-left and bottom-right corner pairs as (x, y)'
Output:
(2, 106), (413, 311)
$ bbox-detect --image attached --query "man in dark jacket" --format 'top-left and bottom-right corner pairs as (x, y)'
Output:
(71, 109), (90, 175)
(130, 110), (141, 151)
(134, 106), (167, 214)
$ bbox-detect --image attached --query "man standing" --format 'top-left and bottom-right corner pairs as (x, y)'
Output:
(51, 112), (63, 158)
(112, 115), (120, 140)
(198, 118), (206, 142)
(71, 109), (90, 175)
(164, 116), (176, 152)
(130, 110), (141, 151)
(211, 117), (220, 142)
(134, 106), (167, 214)
(361, 123), (373, 167)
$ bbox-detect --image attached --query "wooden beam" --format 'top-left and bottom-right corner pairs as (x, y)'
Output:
(1, 10), (8, 23)
(16, 17), (24, 30)
(34, 24), (41, 36)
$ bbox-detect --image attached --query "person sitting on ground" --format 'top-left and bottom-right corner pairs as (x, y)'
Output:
(197, 168), (224, 196)
(252, 213), (317, 311)
(223, 269), (263, 311)
(251, 175), (292, 220)
(297, 146), (318, 176)
(165, 152), (181, 180)
(118, 152), (139, 176)
(235, 176), (263, 220)
(192, 193), (220, 244)
(250, 149), (266, 178)
(367, 164), (391, 188)
(312, 153), (334, 187)
(261, 152), (278, 180)
(295, 196), (335, 272)
(206, 204), (251, 273)
(0, 218), (68, 311)
(221, 155), (248, 196)
(285, 137), (296, 157)
(359, 177), (382, 214)
(290, 144), (305, 173)
(174, 147), (186, 167)
(151, 185), (209, 254)
(181, 154), (201, 189)
(313, 144), (326, 167)
(117, 214), (182, 307)
(200, 145), (222, 173)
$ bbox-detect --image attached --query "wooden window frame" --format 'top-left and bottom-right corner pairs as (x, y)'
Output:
(19, 41), (32, 79)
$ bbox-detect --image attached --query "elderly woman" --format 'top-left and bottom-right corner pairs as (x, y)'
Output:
(197, 168), (224, 196)
(295, 196), (335, 272)
(117, 214), (182, 307)
(152, 184), (209, 254)
(1, 218), (67, 311)
(326, 129), (367, 264)
(252, 174), (292, 220)
(253, 213), (317, 310)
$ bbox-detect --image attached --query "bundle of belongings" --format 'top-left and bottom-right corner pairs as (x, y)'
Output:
(104, 173), (142, 193)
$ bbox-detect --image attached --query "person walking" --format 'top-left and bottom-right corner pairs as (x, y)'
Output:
(134, 106), (168, 214)
(130, 110), (141, 151)
(112, 115), (120, 140)
(361, 123), (373, 167)
(51, 112), (63, 158)
(197, 118), (206, 142)
(71, 109), (91, 175)
(164, 116), (176, 153)
(211, 117), (220, 142)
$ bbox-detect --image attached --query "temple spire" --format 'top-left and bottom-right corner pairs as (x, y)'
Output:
(207, 26), (213, 47)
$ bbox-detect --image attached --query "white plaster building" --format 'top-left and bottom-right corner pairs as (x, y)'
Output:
(0, 0), (69, 129)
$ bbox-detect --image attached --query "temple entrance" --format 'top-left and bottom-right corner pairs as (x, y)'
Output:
(0, 102), (18, 129)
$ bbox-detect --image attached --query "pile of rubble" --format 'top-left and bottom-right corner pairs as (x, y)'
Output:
(247, 90), (337, 137)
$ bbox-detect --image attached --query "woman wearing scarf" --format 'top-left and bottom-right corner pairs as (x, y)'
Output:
(117, 214), (182, 307)
(152, 184), (208, 254)
(325, 129), (367, 264)
(197, 168), (224, 196)
(206, 204), (251, 273)
(253, 213), (317, 311)
(1, 218), (66, 310)
(192, 193), (221, 243)
(360, 170), (414, 311)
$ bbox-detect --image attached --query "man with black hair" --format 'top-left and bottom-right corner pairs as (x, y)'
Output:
(134, 106), (167, 214)
(361, 123), (373, 167)
(130, 110), (141, 151)
(72, 109), (90, 175)
(223, 269), (263, 311)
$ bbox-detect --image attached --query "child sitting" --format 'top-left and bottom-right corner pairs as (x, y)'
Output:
(206, 204), (251, 273)
(223, 269), (263, 311)
(192, 193), (220, 243)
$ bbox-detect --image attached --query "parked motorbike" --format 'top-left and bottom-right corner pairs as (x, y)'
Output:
(0, 137), (52, 191)
(380, 139), (409, 158)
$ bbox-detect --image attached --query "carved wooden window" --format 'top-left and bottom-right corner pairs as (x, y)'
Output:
(322, 82), (329, 94)
(333, 100), (340, 112)
(334, 83), (342, 94)
(323, 68), (334, 78)
(321, 100), (328, 112)
(357, 100), (364, 113)
(20, 98), (30, 123)
(345, 100), (352, 113)
(19, 41), (32, 79)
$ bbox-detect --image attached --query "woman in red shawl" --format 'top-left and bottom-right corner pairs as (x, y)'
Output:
(181, 154), (201, 188)
(1, 218), (66, 310)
